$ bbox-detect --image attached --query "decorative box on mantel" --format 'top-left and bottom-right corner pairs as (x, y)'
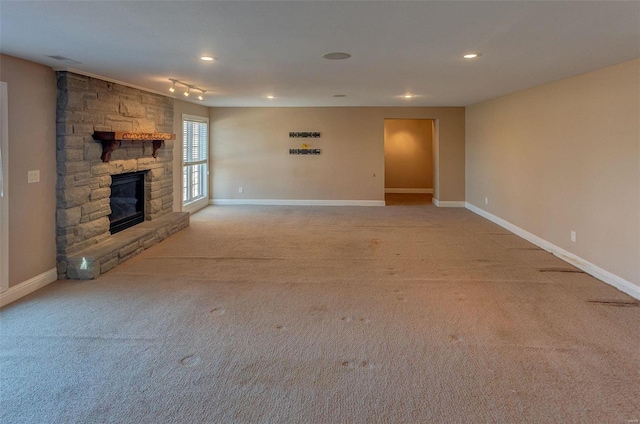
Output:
(92, 131), (175, 162)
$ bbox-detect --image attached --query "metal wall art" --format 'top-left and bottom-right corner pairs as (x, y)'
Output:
(289, 132), (321, 138)
(289, 149), (321, 155)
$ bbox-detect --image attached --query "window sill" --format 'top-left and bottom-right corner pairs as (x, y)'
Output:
(183, 197), (209, 214)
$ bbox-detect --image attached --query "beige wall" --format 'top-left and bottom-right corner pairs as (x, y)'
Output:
(384, 119), (433, 189)
(0, 55), (57, 287)
(466, 59), (640, 288)
(210, 107), (464, 201)
(172, 99), (209, 211)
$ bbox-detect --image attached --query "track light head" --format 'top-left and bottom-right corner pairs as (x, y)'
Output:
(169, 79), (206, 100)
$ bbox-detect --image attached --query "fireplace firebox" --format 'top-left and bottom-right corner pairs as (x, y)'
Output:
(109, 171), (146, 234)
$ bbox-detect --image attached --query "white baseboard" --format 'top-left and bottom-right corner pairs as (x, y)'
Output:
(433, 199), (466, 208)
(385, 188), (433, 194)
(0, 268), (58, 308)
(211, 199), (386, 207)
(465, 202), (640, 300)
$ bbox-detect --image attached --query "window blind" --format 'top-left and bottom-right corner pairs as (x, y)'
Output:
(183, 119), (208, 166)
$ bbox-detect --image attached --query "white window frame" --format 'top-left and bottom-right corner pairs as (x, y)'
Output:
(181, 114), (209, 214)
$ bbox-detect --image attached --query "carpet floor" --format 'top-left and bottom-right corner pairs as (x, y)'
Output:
(1, 204), (639, 423)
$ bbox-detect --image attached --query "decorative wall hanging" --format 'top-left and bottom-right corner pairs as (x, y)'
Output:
(289, 149), (321, 155)
(289, 132), (321, 138)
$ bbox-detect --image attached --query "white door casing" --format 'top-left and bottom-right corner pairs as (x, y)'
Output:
(0, 81), (9, 292)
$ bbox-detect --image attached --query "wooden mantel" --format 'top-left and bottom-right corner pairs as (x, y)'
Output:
(92, 131), (175, 162)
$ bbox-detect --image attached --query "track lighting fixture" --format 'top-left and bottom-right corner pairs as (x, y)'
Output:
(168, 79), (206, 101)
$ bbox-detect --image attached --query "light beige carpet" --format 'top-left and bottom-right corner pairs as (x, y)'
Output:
(1, 204), (639, 423)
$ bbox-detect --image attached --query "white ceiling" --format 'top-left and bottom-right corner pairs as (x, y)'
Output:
(1, 1), (639, 107)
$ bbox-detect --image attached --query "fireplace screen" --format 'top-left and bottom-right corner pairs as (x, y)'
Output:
(109, 171), (145, 234)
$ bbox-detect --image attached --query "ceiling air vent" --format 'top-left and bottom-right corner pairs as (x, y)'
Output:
(47, 55), (82, 65)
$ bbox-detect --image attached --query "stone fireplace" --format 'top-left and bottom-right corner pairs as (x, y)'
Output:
(56, 72), (189, 279)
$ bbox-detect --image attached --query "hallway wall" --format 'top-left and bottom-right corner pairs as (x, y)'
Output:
(0, 55), (56, 287)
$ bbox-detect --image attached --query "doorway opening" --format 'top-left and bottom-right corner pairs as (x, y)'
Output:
(383, 119), (434, 206)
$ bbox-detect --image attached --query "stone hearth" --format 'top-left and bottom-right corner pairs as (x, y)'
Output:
(56, 72), (189, 279)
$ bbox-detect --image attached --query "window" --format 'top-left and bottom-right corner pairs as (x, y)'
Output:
(182, 115), (209, 213)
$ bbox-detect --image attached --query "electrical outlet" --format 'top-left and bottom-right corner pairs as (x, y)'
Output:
(28, 170), (40, 183)
(484, 197), (489, 205)
(570, 231), (576, 243)
(238, 186), (243, 194)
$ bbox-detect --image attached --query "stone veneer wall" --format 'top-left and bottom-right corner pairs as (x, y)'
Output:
(56, 72), (175, 278)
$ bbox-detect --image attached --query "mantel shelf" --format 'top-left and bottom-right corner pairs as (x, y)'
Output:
(92, 131), (175, 162)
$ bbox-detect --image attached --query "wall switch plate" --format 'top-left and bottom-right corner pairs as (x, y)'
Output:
(484, 197), (489, 205)
(570, 231), (576, 243)
(28, 170), (40, 183)
(239, 186), (243, 193)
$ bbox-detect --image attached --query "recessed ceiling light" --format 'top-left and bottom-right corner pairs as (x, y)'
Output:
(200, 56), (215, 61)
(333, 94), (347, 98)
(404, 94), (414, 99)
(463, 53), (481, 59)
(267, 95), (275, 99)
(323, 52), (351, 60)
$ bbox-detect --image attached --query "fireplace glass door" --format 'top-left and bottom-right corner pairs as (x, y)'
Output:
(109, 171), (145, 234)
